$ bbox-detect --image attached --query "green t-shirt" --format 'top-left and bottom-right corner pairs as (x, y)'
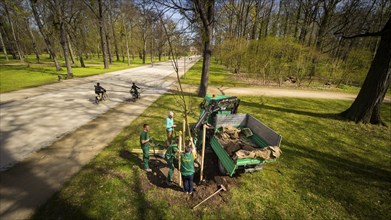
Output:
(180, 152), (195, 176)
(140, 131), (149, 148)
(165, 144), (178, 161)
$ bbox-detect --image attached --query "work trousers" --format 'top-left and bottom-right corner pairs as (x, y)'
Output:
(182, 174), (194, 193)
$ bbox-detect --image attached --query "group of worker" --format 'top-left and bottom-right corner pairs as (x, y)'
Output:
(140, 111), (196, 194)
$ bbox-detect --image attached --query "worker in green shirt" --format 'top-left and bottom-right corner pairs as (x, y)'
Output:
(164, 138), (179, 186)
(140, 124), (152, 172)
(180, 138), (196, 194)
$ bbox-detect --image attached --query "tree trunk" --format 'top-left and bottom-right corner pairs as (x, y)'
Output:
(25, 18), (40, 63)
(340, 18), (391, 125)
(194, 0), (214, 97)
(30, 0), (61, 70)
(58, 12), (73, 78)
(264, 0), (274, 38)
(67, 34), (75, 64)
(109, 5), (120, 62)
(123, 19), (131, 66)
(4, 2), (24, 62)
(142, 33), (147, 64)
(0, 31), (9, 61)
(98, 0), (109, 69)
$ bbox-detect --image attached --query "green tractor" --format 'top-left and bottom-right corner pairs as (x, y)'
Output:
(192, 95), (282, 176)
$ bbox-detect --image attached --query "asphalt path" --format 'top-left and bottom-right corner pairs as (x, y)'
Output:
(0, 57), (199, 219)
(0, 58), (197, 171)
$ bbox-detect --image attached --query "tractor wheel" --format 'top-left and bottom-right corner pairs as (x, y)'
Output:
(218, 159), (228, 175)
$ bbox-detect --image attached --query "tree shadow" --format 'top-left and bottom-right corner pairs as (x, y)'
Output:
(283, 140), (391, 219)
(240, 100), (342, 120)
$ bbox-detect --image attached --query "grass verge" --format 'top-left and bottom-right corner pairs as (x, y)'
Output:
(0, 55), (168, 93)
(32, 94), (391, 219)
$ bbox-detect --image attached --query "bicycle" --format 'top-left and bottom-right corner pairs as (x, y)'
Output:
(95, 91), (108, 104)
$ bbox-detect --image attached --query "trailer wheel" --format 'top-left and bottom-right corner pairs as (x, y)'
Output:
(218, 160), (228, 175)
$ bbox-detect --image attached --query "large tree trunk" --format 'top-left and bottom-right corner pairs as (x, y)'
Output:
(30, 0), (61, 71)
(199, 39), (212, 97)
(195, 0), (214, 97)
(98, 0), (109, 69)
(340, 18), (391, 125)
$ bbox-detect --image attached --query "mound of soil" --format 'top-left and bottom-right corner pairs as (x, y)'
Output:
(132, 150), (239, 209)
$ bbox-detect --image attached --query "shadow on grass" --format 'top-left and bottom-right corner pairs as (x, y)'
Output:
(119, 150), (182, 191)
(283, 140), (391, 219)
(240, 100), (342, 120)
(31, 195), (94, 220)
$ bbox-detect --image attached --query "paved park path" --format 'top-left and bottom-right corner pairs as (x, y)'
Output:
(0, 56), (199, 219)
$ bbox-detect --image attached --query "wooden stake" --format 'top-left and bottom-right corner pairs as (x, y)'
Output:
(178, 132), (182, 187)
(182, 119), (186, 149)
(200, 124), (206, 182)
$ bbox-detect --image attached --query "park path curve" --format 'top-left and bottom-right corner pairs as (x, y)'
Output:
(0, 56), (199, 219)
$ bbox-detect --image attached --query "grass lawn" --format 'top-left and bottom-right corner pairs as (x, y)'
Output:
(182, 59), (391, 96)
(32, 94), (391, 219)
(181, 59), (248, 87)
(0, 55), (169, 93)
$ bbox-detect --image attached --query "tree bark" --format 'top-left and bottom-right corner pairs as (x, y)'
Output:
(194, 0), (214, 97)
(340, 17), (391, 125)
(4, 2), (24, 62)
(56, 1), (73, 78)
(109, 3), (120, 62)
(0, 31), (9, 61)
(25, 18), (40, 63)
(98, 0), (109, 69)
(67, 34), (75, 64)
(122, 18), (131, 66)
(30, 0), (61, 70)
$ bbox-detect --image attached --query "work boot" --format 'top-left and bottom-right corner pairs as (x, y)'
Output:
(144, 168), (152, 172)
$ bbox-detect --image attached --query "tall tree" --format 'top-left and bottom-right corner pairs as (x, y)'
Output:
(49, 0), (73, 77)
(3, 0), (24, 62)
(25, 17), (40, 63)
(340, 17), (391, 125)
(194, 0), (215, 97)
(30, 0), (61, 71)
(84, 0), (109, 69)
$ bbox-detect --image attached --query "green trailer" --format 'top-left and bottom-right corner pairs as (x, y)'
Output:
(192, 95), (282, 176)
(211, 114), (282, 176)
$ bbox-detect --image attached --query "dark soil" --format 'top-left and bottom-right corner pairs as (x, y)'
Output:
(138, 150), (239, 209)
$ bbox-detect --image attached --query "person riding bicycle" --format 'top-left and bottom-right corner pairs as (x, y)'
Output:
(130, 82), (140, 99)
(94, 82), (106, 101)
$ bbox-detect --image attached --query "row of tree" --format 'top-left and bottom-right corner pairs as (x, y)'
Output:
(0, 0), (189, 76)
(162, 0), (390, 125)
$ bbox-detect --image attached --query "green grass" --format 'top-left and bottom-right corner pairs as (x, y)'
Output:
(0, 54), (169, 93)
(32, 94), (391, 219)
(181, 59), (248, 87)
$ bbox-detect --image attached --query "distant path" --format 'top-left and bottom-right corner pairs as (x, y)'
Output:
(0, 56), (199, 219)
(179, 84), (391, 103)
